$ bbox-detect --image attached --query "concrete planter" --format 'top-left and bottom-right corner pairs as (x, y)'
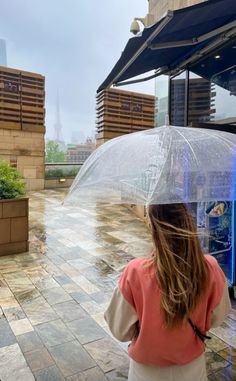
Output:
(44, 178), (74, 189)
(0, 197), (29, 255)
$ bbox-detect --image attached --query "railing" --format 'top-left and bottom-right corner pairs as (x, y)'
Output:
(45, 163), (83, 179)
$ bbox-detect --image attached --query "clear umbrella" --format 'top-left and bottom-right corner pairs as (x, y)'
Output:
(65, 125), (236, 206)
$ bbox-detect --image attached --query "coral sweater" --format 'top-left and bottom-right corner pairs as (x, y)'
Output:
(108, 255), (228, 366)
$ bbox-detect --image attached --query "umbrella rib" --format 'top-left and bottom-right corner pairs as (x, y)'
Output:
(175, 128), (199, 166)
(146, 129), (172, 205)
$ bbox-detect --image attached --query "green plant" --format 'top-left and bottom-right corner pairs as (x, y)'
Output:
(0, 162), (26, 199)
(45, 167), (80, 179)
(45, 140), (65, 163)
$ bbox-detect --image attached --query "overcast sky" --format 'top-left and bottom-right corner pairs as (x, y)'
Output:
(0, 0), (155, 143)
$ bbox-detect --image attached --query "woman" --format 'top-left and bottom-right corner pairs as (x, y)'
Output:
(104, 203), (231, 381)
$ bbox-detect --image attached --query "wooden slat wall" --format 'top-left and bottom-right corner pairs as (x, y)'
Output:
(96, 88), (155, 142)
(0, 66), (45, 133)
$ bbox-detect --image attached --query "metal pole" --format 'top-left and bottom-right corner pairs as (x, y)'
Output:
(184, 70), (189, 127)
(168, 76), (172, 124)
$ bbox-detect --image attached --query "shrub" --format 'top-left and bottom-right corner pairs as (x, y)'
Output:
(0, 162), (26, 199)
(45, 167), (80, 179)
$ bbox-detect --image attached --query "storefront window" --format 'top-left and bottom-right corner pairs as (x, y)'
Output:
(187, 72), (215, 125)
(213, 83), (236, 123)
(170, 72), (186, 126)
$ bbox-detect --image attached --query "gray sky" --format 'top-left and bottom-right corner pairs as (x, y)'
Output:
(0, 0), (155, 143)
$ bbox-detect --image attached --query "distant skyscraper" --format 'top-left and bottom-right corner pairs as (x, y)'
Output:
(0, 39), (7, 66)
(53, 92), (65, 146)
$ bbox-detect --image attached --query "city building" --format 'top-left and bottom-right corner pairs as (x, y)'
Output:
(96, 88), (155, 146)
(148, 0), (205, 21)
(66, 138), (95, 163)
(0, 66), (45, 190)
(170, 77), (216, 126)
(0, 39), (7, 66)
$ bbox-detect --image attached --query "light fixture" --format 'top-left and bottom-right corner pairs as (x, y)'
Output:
(215, 54), (221, 59)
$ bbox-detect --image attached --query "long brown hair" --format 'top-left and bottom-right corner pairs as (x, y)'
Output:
(148, 203), (208, 328)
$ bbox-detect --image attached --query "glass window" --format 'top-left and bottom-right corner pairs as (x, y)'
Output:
(155, 75), (169, 127)
(170, 72), (187, 126)
(188, 72), (215, 125)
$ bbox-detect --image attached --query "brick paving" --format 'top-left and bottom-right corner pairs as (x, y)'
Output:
(0, 189), (235, 380)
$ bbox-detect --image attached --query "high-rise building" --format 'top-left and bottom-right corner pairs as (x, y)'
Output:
(170, 78), (216, 126)
(96, 88), (155, 146)
(0, 66), (45, 190)
(0, 39), (7, 66)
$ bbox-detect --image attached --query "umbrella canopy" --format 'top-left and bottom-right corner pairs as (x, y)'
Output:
(65, 126), (236, 206)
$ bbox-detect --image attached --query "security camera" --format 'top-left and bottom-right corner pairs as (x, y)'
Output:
(130, 19), (140, 35)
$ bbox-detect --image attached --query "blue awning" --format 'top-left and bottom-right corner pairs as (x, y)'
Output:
(97, 0), (236, 93)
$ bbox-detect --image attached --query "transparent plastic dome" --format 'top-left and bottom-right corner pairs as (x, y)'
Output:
(65, 125), (236, 206)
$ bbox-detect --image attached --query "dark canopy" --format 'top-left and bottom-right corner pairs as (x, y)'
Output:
(97, 0), (236, 93)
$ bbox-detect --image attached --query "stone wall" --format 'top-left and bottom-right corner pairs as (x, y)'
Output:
(0, 129), (45, 190)
(148, 0), (206, 21)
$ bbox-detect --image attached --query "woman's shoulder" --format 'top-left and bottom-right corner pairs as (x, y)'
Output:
(204, 254), (226, 286)
(204, 254), (224, 273)
(124, 256), (151, 273)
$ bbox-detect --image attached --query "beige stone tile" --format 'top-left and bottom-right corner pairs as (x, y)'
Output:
(9, 318), (34, 336)
(72, 275), (100, 294)
(84, 337), (129, 373)
(91, 312), (107, 328)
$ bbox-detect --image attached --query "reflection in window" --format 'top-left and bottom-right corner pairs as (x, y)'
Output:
(155, 75), (169, 127)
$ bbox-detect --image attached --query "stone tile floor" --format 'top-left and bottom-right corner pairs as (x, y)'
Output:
(0, 188), (235, 381)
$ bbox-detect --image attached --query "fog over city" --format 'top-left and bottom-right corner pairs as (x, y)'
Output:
(0, 0), (155, 143)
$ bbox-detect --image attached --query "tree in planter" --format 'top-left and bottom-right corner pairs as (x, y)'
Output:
(45, 140), (65, 163)
(0, 162), (26, 199)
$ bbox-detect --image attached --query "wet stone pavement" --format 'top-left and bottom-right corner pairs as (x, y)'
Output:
(0, 188), (235, 381)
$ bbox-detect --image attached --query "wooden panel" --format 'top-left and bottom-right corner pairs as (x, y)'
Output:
(22, 124), (45, 133)
(2, 199), (27, 218)
(0, 219), (11, 244)
(0, 67), (45, 132)
(0, 121), (21, 130)
(11, 216), (28, 242)
(0, 241), (28, 256)
(96, 88), (155, 142)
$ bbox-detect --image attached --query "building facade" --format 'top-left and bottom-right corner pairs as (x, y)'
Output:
(148, 0), (206, 21)
(96, 88), (155, 146)
(0, 66), (45, 190)
(66, 138), (95, 163)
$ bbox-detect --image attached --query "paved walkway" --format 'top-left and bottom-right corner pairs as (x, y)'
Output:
(0, 189), (235, 381)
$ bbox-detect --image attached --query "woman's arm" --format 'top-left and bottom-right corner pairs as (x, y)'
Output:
(104, 287), (139, 342)
(211, 282), (231, 328)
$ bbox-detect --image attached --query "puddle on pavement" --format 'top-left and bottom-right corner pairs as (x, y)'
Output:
(95, 259), (115, 276)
